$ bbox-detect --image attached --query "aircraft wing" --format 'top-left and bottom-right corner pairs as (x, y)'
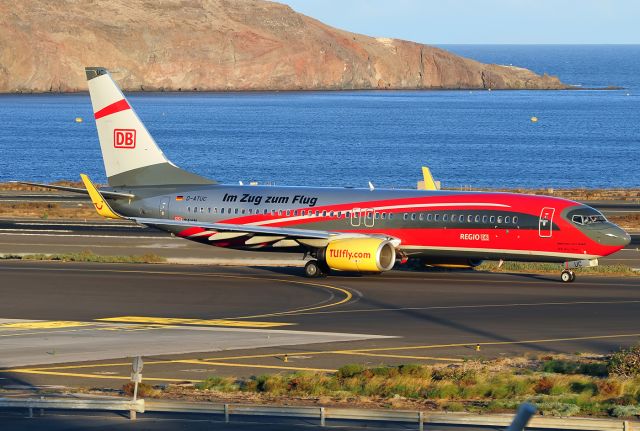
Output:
(11, 181), (135, 199)
(132, 217), (399, 249)
(134, 217), (332, 239)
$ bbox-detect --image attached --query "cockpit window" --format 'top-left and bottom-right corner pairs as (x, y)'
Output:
(571, 213), (607, 225)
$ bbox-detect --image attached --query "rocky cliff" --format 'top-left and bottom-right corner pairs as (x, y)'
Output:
(0, 0), (567, 92)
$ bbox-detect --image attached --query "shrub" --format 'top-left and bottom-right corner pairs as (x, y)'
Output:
(596, 380), (622, 397)
(443, 401), (465, 412)
(399, 364), (427, 377)
(336, 364), (365, 379)
(608, 345), (640, 377)
(196, 376), (239, 392)
(371, 366), (399, 378)
(542, 359), (608, 377)
(610, 405), (640, 418)
(122, 382), (159, 398)
(534, 377), (554, 394)
(536, 401), (581, 417)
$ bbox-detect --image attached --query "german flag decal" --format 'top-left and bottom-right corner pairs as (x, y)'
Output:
(176, 196), (184, 201)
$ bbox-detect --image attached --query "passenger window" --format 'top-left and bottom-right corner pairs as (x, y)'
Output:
(278, 210), (283, 216)
(513, 216), (518, 224)
(475, 215), (480, 223)
(241, 209), (246, 215)
(220, 208), (224, 214)
(381, 213), (386, 220)
(187, 206), (191, 213)
(419, 213), (424, 221)
(451, 214), (456, 222)
(375, 213), (380, 219)
(337, 211), (341, 218)
(248, 209), (253, 214)
(294, 210), (298, 216)
(322, 211), (327, 217)
(497, 216), (503, 224)
(330, 211), (335, 217)
(207, 208), (211, 213)
(460, 215), (465, 223)
(482, 215), (488, 223)
(234, 208), (239, 214)
(315, 210), (320, 216)
(435, 214), (440, 221)
(468, 215), (473, 223)
(411, 213), (416, 221)
(213, 208), (218, 214)
(346, 212), (350, 218)
(286, 210), (291, 216)
(403, 213), (408, 220)
(427, 214), (433, 221)
(505, 216), (511, 223)
(490, 216), (495, 223)
(443, 214), (449, 222)
(389, 213), (394, 220)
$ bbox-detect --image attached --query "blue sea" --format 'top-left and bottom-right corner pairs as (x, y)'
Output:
(0, 45), (638, 189)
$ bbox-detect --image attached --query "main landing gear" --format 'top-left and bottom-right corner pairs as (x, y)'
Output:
(304, 260), (330, 278)
(560, 269), (576, 283)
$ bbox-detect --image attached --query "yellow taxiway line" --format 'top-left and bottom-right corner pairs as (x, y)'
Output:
(96, 316), (294, 328)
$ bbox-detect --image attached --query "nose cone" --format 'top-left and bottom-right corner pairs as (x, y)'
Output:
(598, 224), (631, 247)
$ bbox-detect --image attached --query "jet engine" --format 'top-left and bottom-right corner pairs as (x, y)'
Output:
(321, 238), (396, 273)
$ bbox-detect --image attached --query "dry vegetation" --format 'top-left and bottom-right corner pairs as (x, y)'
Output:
(476, 262), (638, 276)
(129, 349), (640, 418)
(0, 251), (166, 264)
(0, 202), (100, 219)
(0, 180), (86, 191)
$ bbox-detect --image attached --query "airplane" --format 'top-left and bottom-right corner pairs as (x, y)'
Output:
(20, 67), (631, 282)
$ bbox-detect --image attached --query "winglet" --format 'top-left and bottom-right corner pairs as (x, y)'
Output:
(80, 174), (123, 219)
(420, 167), (438, 191)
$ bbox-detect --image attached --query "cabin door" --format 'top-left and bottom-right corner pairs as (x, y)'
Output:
(539, 207), (555, 238)
(349, 208), (361, 227)
(159, 198), (170, 218)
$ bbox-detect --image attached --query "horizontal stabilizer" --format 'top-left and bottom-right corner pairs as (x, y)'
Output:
(12, 181), (135, 199)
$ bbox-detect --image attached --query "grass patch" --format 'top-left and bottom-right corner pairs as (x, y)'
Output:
(477, 261), (638, 276)
(0, 202), (100, 219)
(187, 352), (640, 418)
(0, 250), (166, 264)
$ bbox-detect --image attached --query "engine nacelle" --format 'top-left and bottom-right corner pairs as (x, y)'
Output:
(323, 238), (396, 273)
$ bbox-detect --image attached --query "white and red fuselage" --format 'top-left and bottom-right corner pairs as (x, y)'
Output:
(109, 185), (630, 265)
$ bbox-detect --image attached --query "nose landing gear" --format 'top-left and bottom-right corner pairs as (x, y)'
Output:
(561, 269), (576, 283)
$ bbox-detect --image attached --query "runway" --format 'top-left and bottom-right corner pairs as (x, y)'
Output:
(1, 261), (639, 388)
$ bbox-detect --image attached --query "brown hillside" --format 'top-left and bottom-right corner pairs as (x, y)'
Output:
(0, 0), (568, 92)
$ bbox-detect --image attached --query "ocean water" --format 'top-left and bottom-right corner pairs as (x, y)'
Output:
(0, 45), (638, 189)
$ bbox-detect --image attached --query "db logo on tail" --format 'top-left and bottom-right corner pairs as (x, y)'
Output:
(113, 129), (136, 149)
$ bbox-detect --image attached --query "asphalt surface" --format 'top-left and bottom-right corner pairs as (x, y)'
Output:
(0, 410), (502, 431)
(0, 261), (639, 389)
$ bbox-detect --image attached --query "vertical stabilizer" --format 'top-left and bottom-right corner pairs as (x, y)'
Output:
(85, 67), (214, 187)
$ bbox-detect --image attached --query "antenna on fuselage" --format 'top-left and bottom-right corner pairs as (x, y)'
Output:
(368, 181), (375, 191)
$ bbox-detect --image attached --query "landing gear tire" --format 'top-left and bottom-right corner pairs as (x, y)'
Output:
(561, 270), (575, 283)
(304, 260), (326, 278)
